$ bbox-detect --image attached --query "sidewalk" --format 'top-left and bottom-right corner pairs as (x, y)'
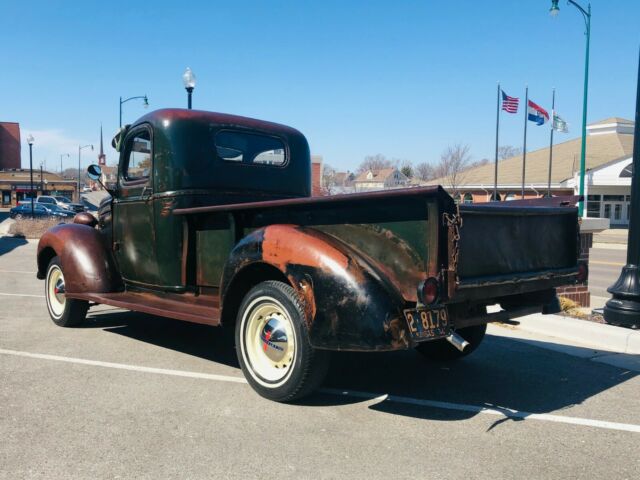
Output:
(489, 312), (640, 372)
(593, 228), (628, 246)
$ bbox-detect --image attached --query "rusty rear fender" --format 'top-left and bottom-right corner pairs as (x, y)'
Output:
(37, 223), (123, 294)
(220, 224), (412, 351)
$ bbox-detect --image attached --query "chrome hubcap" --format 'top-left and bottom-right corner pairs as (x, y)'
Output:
(242, 298), (295, 385)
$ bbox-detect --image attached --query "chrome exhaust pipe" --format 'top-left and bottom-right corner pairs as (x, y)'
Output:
(446, 332), (470, 352)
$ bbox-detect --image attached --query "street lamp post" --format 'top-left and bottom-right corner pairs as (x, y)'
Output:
(27, 134), (35, 217)
(549, 0), (591, 217)
(119, 94), (149, 128)
(183, 67), (196, 109)
(603, 52), (640, 329)
(78, 144), (93, 202)
(60, 153), (70, 174)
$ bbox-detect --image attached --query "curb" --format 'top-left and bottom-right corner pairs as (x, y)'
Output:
(505, 313), (640, 354)
(592, 242), (627, 250)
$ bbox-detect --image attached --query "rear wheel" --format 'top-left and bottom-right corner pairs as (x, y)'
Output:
(235, 280), (330, 402)
(45, 256), (88, 327)
(415, 324), (487, 361)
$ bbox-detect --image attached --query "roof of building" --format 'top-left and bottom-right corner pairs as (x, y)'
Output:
(354, 168), (399, 183)
(589, 117), (634, 126)
(427, 118), (634, 188)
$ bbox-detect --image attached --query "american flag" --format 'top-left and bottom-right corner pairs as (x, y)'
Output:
(501, 91), (519, 114)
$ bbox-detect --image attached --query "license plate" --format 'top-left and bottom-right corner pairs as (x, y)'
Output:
(403, 306), (449, 341)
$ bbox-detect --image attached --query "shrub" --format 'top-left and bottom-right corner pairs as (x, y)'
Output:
(8, 217), (71, 239)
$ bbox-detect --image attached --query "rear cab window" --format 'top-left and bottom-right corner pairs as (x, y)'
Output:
(215, 130), (286, 167)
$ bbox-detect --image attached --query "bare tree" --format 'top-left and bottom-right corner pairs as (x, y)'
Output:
(321, 164), (337, 195)
(357, 154), (396, 173)
(498, 145), (522, 160)
(414, 162), (435, 181)
(435, 144), (471, 197)
(62, 168), (79, 181)
(469, 157), (490, 169)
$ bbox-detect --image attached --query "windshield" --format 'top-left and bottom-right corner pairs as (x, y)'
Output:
(55, 196), (69, 202)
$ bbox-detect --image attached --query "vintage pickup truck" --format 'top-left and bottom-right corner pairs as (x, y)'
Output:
(36, 109), (585, 401)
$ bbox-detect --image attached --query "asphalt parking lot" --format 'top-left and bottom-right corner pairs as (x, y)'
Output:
(1, 237), (639, 479)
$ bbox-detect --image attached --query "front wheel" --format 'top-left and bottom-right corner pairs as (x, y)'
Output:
(235, 280), (330, 402)
(45, 256), (88, 327)
(415, 324), (487, 361)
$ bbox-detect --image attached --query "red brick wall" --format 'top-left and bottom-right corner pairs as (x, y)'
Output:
(0, 122), (21, 170)
(311, 162), (322, 196)
(555, 232), (592, 307)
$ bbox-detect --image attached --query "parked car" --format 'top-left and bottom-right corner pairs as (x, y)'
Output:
(10, 203), (50, 219)
(36, 196), (68, 209)
(35, 195), (84, 213)
(41, 204), (76, 218)
(36, 108), (584, 402)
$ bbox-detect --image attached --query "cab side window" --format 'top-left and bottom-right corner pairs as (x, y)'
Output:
(123, 129), (152, 182)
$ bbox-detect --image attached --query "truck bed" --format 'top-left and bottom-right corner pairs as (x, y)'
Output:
(173, 187), (580, 305)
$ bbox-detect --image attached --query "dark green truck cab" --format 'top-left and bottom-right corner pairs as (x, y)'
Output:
(36, 109), (584, 401)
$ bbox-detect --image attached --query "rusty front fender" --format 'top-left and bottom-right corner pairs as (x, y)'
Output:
(221, 225), (411, 351)
(37, 223), (122, 294)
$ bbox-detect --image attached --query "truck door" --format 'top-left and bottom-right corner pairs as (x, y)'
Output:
(112, 125), (160, 286)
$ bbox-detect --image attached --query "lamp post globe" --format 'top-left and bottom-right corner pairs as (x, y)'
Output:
(27, 134), (35, 217)
(183, 67), (196, 110)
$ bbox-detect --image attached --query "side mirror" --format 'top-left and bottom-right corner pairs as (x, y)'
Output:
(87, 164), (102, 181)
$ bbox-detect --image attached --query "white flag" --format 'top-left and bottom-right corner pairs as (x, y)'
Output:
(553, 112), (568, 133)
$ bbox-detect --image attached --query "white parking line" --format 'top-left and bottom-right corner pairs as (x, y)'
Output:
(0, 292), (44, 298)
(1, 347), (639, 434)
(0, 270), (36, 274)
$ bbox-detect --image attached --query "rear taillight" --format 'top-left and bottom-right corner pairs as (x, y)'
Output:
(418, 277), (439, 305)
(576, 262), (588, 283)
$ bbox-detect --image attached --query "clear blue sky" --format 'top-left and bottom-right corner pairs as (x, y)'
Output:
(1, 0), (638, 173)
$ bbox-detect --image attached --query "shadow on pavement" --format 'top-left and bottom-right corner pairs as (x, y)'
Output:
(84, 309), (239, 368)
(0, 236), (28, 256)
(83, 308), (638, 424)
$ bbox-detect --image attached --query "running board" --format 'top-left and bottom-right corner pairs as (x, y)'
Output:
(67, 291), (221, 326)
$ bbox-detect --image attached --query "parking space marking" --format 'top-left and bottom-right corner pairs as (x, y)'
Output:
(590, 260), (625, 267)
(0, 348), (247, 384)
(0, 292), (44, 298)
(2, 347), (639, 434)
(319, 389), (640, 433)
(0, 270), (36, 274)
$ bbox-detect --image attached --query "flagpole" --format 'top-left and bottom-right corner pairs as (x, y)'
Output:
(547, 88), (556, 197)
(494, 82), (500, 201)
(521, 85), (529, 198)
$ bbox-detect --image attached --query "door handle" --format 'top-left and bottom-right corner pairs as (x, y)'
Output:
(141, 186), (152, 201)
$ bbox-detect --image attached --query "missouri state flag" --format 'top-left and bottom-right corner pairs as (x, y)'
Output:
(527, 100), (550, 126)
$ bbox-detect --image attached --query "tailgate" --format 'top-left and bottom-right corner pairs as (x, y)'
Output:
(453, 203), (579, 299)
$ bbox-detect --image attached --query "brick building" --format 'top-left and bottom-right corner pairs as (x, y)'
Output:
(0, 170), (76, 207)
(0, 122), (21, 170)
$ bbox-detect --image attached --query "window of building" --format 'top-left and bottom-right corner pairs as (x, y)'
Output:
(620, 163), (633, 178)
(215, 130), (286, 166)
(603, 195), (625, 202)
(587, 194), (601, 218)
(462, 193), (473, 204)
(505, 193), (516, 201)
